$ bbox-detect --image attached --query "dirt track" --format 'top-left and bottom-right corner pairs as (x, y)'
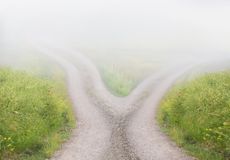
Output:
(38, 47), (196, 160)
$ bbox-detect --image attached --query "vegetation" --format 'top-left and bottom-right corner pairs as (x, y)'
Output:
(100, 65), (138, 96)
(0, 68), (75, 160)
(158, 72), (230, 160)
(85, 51), (157, 96)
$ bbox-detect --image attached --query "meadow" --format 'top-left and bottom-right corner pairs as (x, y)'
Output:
(0, 66), (75, 159)
(158, 72), (230, 160)
(100, 65), (139, 96)
(83, 50), (160, 96)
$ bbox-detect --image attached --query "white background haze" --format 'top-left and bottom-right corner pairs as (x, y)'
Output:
(0, 0), (230, 59)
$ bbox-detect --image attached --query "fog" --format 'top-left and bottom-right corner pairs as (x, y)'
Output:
(1, 0), (230, 62)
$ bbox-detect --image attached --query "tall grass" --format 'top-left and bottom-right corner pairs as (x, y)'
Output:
(100, 65), (137, 96)
(158, 72), (230, 160)
(86, 52), (157, 96)
(0, 68), (75, 160)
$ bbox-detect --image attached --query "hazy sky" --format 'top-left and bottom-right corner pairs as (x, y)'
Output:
(1, 0), (230, 55)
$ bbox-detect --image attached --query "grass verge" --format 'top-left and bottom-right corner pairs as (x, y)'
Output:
(100, 65), (138, 96)
(0, 68), (75, 160)
(157, 72), (230, 160)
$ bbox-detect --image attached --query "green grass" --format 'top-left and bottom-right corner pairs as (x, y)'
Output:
(100, 65), (137, 96)
(99, 60), (157, 96)
(84, 51), (158, 97)
(157, 72), (230, 160)
(0, 68), (75, 160)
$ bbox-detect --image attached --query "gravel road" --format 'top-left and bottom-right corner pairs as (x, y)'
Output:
(38, 47), (196, 160)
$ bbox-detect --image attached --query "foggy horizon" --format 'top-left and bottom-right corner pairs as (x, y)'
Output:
(1, 0), (230, 59)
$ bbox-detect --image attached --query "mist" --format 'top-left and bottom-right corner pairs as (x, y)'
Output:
(1, 1), (230, 159)
(1, 0), (230, 63)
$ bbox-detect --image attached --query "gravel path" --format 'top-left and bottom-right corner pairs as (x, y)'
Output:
(38, 47), (195, 160)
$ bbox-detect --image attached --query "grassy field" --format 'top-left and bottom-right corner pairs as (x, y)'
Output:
(0, 68), (75, 160)
(157, 72), (230, 160)
(83, 50), (159, 96)
(100, 65), (138, 96)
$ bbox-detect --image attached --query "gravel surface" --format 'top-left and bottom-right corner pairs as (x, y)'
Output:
(39, 47), (195, 160)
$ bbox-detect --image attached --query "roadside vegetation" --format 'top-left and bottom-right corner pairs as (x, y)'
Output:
(101, 65), (137, 96)
(0, 68), (75, 160)
(100, 63), (157, 96)
(158, 72), (230, 160)
(83, 50), (159, 96)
